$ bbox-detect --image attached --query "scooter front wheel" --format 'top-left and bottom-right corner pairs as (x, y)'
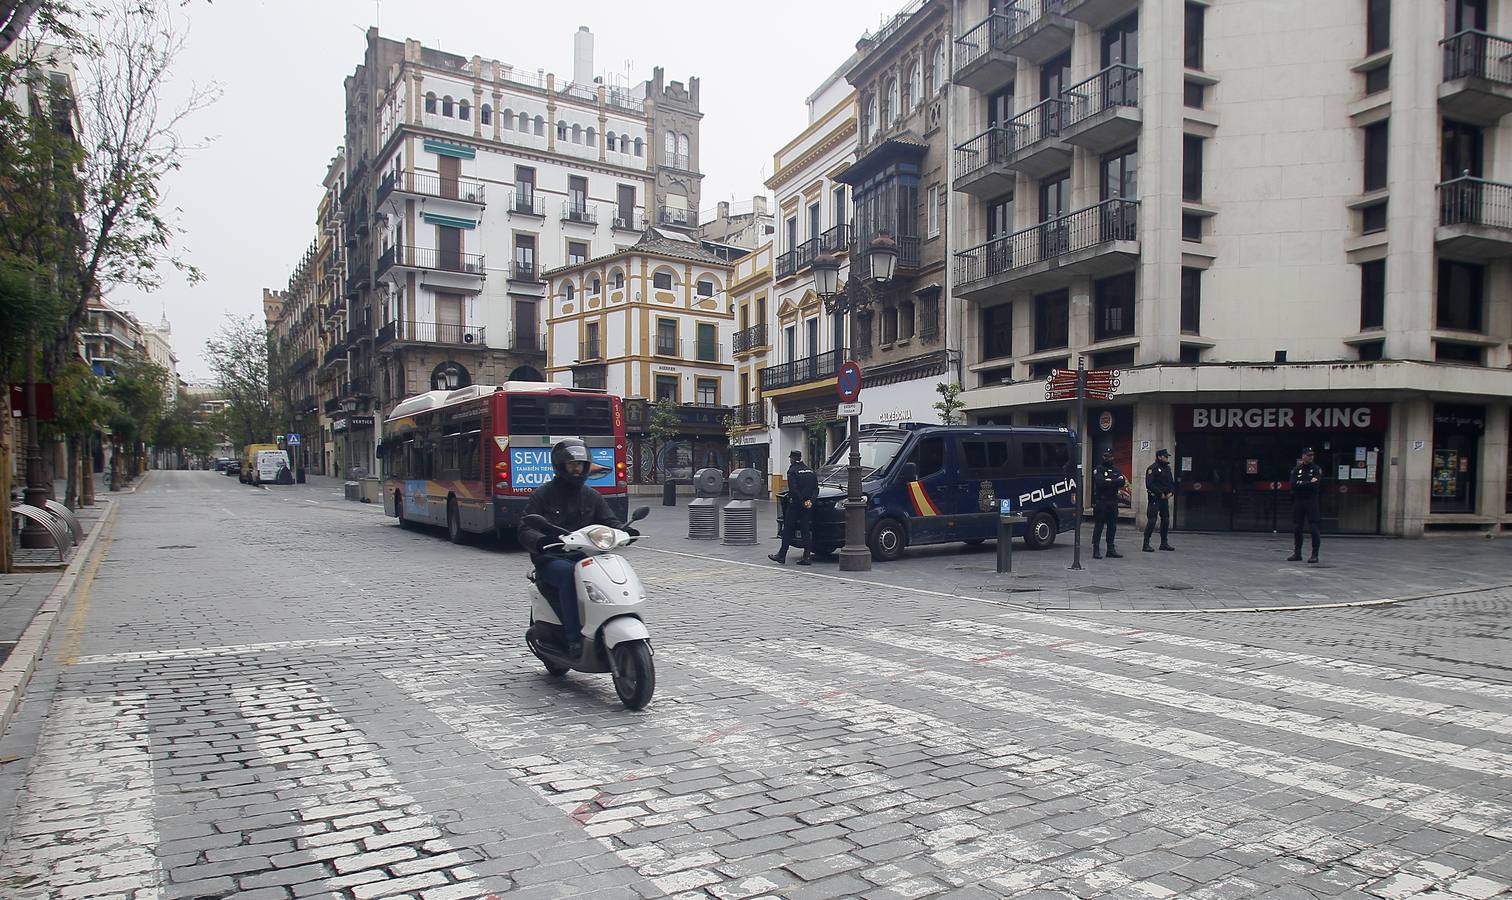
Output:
(611, 641), (655, 711)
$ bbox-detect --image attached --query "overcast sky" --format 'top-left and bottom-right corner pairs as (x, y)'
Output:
(125, 0), (899, 380)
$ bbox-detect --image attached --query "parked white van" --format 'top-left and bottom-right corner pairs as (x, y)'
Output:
(251, 449), (292, 485)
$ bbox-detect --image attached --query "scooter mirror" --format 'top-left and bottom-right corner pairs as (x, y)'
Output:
(630, 506), (651, 523)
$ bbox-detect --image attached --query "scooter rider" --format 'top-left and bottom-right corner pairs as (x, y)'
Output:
(519, 439), (628, 657)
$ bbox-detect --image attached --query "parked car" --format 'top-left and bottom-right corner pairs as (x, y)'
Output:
(212, 457), (230, 471)
(223, 459), (242, 477)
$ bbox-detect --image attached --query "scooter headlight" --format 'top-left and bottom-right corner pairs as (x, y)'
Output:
(584, 525), (616, 550)
(584, 582), (615, 604)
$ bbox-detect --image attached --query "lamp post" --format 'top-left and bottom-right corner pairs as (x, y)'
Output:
(813, 232), (900, 573)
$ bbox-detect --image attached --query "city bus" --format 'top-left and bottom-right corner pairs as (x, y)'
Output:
(380, 382), (628, 543)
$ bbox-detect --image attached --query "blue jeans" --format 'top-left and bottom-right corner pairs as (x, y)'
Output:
(538, 558), (582, 644)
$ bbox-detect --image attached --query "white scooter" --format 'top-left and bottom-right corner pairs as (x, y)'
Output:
(522, 506), (655, 710)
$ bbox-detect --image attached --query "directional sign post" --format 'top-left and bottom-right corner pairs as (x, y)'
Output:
(1043, 363), (1121, 571)
(835, 361), (870, 572)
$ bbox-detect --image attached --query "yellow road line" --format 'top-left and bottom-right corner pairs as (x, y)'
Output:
(57, 511), (116, 666)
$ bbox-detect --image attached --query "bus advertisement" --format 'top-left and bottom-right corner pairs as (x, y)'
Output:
(380, 382), (628, 542)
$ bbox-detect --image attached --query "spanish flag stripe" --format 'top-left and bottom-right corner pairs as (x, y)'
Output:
(907, 481), (941, 517)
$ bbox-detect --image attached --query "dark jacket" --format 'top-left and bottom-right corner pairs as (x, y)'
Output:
(1290, 462), (1323, 500)
(1091, 464), (1126, 507)
(785, 461), (819, 504)
(519, 478), (623, 566)
(1145, 460), (1175, 498)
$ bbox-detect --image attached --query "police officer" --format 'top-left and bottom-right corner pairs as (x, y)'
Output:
(1091, 448), (1126, 560)
(1142, 449), (1176, 552)
(1288, 447), (1324, 563)
(770, 450), (819, 566)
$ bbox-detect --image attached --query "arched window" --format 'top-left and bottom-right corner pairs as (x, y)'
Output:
(458, 99), (470, 121)
(442, 95), (454, 117)
(621, 134), (631, 153)
(517, 111), (529, 132)
(677, 133), (690, 168)
(501, 107), (513, 129)
(633, 137), (643, 156)
(881, 78), (897, 129)
(480, 104), (492, 125)
(571, 123), (582, 144)
(861, 93), (877, 144)
(908, 58), (922, 108)
(606, 130), (617, 151)
(929, 44), (943, 96)
(534, 116), (545, 136)
(565, 282), (576, 301)
(424, 92), (437, 114)
(612, 269), (624, 290)
(557, 120), (568, 141)
(586, 127), (597, 147)
(664, 130), (676, 163)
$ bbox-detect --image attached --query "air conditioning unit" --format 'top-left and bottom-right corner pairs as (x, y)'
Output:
(463, 332), (475, 344)
(463, 189), (479, 202)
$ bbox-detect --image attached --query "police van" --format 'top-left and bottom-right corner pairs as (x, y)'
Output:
(779, 423), (1079, 562)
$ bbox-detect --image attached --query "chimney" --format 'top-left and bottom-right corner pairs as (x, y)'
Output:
(573, 26), (594, 86)
(753, 195), (768, 216)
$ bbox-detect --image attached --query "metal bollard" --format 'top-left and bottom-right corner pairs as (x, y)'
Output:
(996, 500), (1021, 575)
(721, 499), (758, 545)
(688, 497), (720, 540)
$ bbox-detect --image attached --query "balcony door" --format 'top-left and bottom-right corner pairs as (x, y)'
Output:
(515, 166), (535, 208)
(617, 184), (635, 226)
(437, 225), (461, 272)
(1443, 120), (1485, 180)
(1101, 146), (1139, 240)
(1447, 0), (1487, 34)
(1100, 13), (1139, 107)
(514, 234), (535, 279)
(806, 317), (820, 360)
(568, 176), (587, 217)
(987, 192), (1014, 275)
(516, 299), (538, 350)
(435, 291), (462, 343)
(1039, 51), (1071, 137)
(438, 156), (460, 200)
(1039, 172), (1071, 258)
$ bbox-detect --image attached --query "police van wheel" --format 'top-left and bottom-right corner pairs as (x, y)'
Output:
(868, 519), (907, 562)
(1024, 511), (1057, 550)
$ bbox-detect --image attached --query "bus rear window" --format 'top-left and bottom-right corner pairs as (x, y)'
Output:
(507, 395), (614, 435)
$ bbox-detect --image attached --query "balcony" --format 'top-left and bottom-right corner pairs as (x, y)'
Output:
(561, 202), (598, 226)
(1059, 64), (1142, 154)
(658, 206), (698, 227)
(513, 331), (547, 353)
(1437, 176), (1512, 259)
(341, 377), (371, 398)
(509, 191), (546, 217)
(579, 338), (603, 361)
(953, 2), (1073, 92)
(1440, 31), (1512, 125)
(954, 127), (1016, 199)
(375, 244), (486, 285)
(376, 170), (486, 207)
(511, 261), (542, 283)
(954, 198), (1139, 296)
(1061, 0), (1138, 29)
(344, 258), (369, 299)
(291, 349), (317, 373)
(324, 397), (342, 415)
(346, 314), (370, 346)
(298, 394), (318, 414)
(654, 338), (723, 363)
(732, 323), (769, 354)
(732, 401), (765, 428)
(612, 211), (644, 232)
(323, 344), (347, 368)
(851, 234), (922, 280)
(759, 349), (846, 392)
(376, 319), (487, 348)
(1002, 98), (1072, 179)
(818, 223), (850, 254)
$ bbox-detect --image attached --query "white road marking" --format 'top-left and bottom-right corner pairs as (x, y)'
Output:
(808, 636), (1512, 838)
(0, 693), (163, 899)
(939, 619), (1512, 739)
(74, 637), (384, 665)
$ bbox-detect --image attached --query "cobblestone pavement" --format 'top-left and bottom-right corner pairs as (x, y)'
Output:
(0, 471), (1509, 899)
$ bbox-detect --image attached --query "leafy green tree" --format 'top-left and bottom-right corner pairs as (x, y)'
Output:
(105, 350), (167, 483)
(205, 313), (275, 451)
(46, 358), (113, 506)
(647, 398), (682, 482)
(933, 382), (965, 426)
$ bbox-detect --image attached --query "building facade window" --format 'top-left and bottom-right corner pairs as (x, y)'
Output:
(1184, 2), (1205, 70)
(1437, 259), (1485, 331)
(981, 302), (1012, 360)
(1181, 213), (1203, 242)
(881, 305), (898, 344)
(1182, 135), (1203, 201)
(653, 271), (673, 290)
(480, 104), (491, 125)
(425, 92), (437, 114)
(1103, 145), (1139, 200)
(927, 184), (940, 237)
(656, 318), (677, 355)
(1033, 289), (1070, 351)
(567, 241), (588, 265)
(1364, 120), (1389, 192)
(1093, 273), (1135, 341)
(1180, 267), (1202, 334)
(695, 377), (718, 406)
(442, 96), (454, 117)
(654, 374), (678, 402)
(458, 99), (470, 121)
(697, 279), (715, 297)
(1367, 0), (1390, 54)
(1431, 403), (1485, 514)
(1360, 260), (1386, 330)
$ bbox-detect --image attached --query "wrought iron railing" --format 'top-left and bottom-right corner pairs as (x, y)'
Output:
(733, 402), (765, 427)
(512, 261), (540, 282)
(579, 338), (603, 360)
(1063, 64), (1142, 126)
(658, 205), (697, 227)
(954, 198), (1140, 286)
(851, 234), (922, 279)
(819, 223), (850, 253)
(323, 344), (346, 367)
(955, 126), (1016, 181)
(953, 1), (1069, 77)
(776, 249), (798, 279)
(511, 191), (545, 216)
(324, 397), (342, 415)
(377, 170), (487, 205)
(759, 348), (846, 391)
(513, 331), (546, 352)
(1439, 176), (1512, 229)
(562, 202), (598, 225)
(612, 211), (644, 231)
(292, 349), (317, 373)
(733, 323), (768, 353)
(376, 244), (485, 277)
(341, 377), (371, 397)
(1442, 30), (1512, 84)
(1007, 96), (1069, 149)
(382, 319), (487, 346)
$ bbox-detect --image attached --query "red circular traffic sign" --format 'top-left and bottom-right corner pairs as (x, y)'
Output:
(837, 360), (863, 402)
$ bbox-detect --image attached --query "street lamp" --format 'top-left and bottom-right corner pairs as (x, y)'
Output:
(813, 234), (899, 574)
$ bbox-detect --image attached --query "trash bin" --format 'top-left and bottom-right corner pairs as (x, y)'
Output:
(662, 480), (678, 507)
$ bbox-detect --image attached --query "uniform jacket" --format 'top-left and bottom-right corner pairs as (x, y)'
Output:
(1290, 462), (1323, 500)
(519, 478), (624, 566)
(785, 462), (820, 504)
(1145, 460), (1175, 498)
(1091, 464), (1127, 507)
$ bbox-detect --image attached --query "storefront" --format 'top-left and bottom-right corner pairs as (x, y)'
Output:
(1430, 403), (1484, 515)
(1173, 403), (1388, 533)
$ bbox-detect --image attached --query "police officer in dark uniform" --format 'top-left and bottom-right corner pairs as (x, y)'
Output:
(1142, 448), (1176, 552)
(1090, 448), (1126, 560)
(770, 450), (820, 566)
(1288, 447), (1324, 563)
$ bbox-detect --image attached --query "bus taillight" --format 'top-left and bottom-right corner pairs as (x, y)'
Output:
(494, 458), (509, 493)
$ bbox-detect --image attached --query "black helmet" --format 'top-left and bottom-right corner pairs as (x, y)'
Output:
(551, 438), (591, 486)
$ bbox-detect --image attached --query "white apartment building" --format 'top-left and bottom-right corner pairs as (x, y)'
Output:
(545, 230), (736, 482)
(81, 299), (143, 379)
(948, 0), (1512, 536)
(728, 241), (775, 480)
(140, 314), (179, 404)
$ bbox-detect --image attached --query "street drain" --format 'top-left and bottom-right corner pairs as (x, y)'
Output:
(155, 545), (197, 550)
(1069, 585), (1123, 595)
(1155, 583), (1195, 591)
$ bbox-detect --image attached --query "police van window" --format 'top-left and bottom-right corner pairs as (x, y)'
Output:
(910, 437), (946, 479)
(1021, 439), (1071, 474)
(962, 438), (1012, 475)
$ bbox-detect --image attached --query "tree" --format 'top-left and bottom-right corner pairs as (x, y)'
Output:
(0, 257), (66, 570)
(934, 382), (965, 426)
(647, 398), (681, 483)
(205, 313), (275, 451)
(45, 358), (113, 506)
(105, 350), (167, 485)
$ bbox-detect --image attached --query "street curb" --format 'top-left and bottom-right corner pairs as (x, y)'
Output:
(0, 498), (118, 740)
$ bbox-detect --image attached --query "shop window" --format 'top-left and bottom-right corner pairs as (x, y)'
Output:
(1360, 260), (1385, 330)
(1437, 259), (1484, 331)
(1181, 267), (1202, 334)
(1431, 404), (1485, 514)
(1094, 272), (1135, 341)
(1033, 289), (1069, 351)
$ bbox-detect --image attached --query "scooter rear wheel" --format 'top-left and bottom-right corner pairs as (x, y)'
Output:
(611, 641), (655, 711)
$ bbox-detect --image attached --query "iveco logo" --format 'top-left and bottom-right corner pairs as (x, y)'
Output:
(1020, 478), (1074, 505)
